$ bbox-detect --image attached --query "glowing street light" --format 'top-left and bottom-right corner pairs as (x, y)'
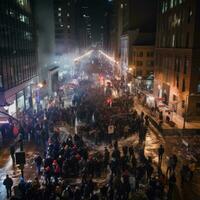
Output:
(98, 50), (118, 64)
(74, 50), (94, 62)
(38, 83), (43, 88)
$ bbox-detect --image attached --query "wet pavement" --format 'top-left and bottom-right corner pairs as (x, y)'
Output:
(0, 121), (200, 199)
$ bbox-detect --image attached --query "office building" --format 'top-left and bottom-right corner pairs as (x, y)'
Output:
(0, 0), (38, 116)
(154, 0), (200, 121)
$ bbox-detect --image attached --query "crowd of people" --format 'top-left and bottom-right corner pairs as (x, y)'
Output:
(1, 81), (196, 200)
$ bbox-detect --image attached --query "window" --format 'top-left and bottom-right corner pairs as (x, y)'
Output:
(25, 32), (32, 40)
(147, 52), (154, 57)
(188, 8), (193, 23)
(67, 13), (70, 17)
(17, 0), (26, 6)
(137, 52), (143, 57)
(186, 32), (190, 47)
(58, 13), (61, 16)
(182, 100), (185, 108)
(0, 75), (3, 88)
(176, 75), (179, 88)
(198, 84), (200, 93)
(182, 79), (186, 92)
(184, 56), (187, 74)
(19, 14), (29, 24)
(58, 8), (61, 11)
(173, 95), (177, 101)
(172, 34), (175, 47)
(136, 61), (143, 66)
(146, 61), (154, 67)
(196, 103), (200, 114)
(170, 0), (174, 8)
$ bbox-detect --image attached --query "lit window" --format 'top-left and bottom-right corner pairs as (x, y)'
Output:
(67, 25), (70, 29)
(67, 13), (70, 17)
(17, 0), (26, 6)
(198, 84), (200, 93)
(58, 8), (61, 11)
(120, 4), (123, 8)
(172, 34), (175, 47)
(19, 14), (29, 24)
(60, 24), (64, 27)
(58, 13), (61, 16)
(177, 18), (181, 25)
(25, 32), (32, 40)
(170, 0), (173, 8)
(9, 10), (15, 17)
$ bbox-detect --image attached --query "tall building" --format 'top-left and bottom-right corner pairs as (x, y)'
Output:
(132, 36), (155, 91)
(0, 0), (38, 116)
(155, 0), (200, 121)
(75, 0), (92, 53)
(117, 0), (157, 79)
(102, 1), (114, 53)
(53, 0), (77, 56)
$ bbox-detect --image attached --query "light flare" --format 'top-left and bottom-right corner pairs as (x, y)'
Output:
(74, 50), (94, 62)
(99, 50), (118, 64)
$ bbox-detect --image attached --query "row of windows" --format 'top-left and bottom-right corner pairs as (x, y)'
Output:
(136, 70), (153, 77)
(135, 61), (154, 67)
(161, 0), (184, 14)
(158, 32), (190, 48)
(0, 54), (37, 90)
(0, 1), (37, 90)
(133, 51), (154, 57)
(159, 6), (193, 33)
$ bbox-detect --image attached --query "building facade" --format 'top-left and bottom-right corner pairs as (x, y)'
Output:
(0, 0), (38, 117)
(132, 45), (154, 91)
(155, 0), (200, 121)
(75, 0), (92, 53)
(53, 0), (77, 56)
(116, 0), (157, 78)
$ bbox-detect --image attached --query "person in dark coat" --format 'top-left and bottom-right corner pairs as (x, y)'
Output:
(3, 175), (13, 198)
(10, 144), (15, 166)
(158, 144), (164, 165)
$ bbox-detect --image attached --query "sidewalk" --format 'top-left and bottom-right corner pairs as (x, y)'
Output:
(134, 98), (200, 135)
